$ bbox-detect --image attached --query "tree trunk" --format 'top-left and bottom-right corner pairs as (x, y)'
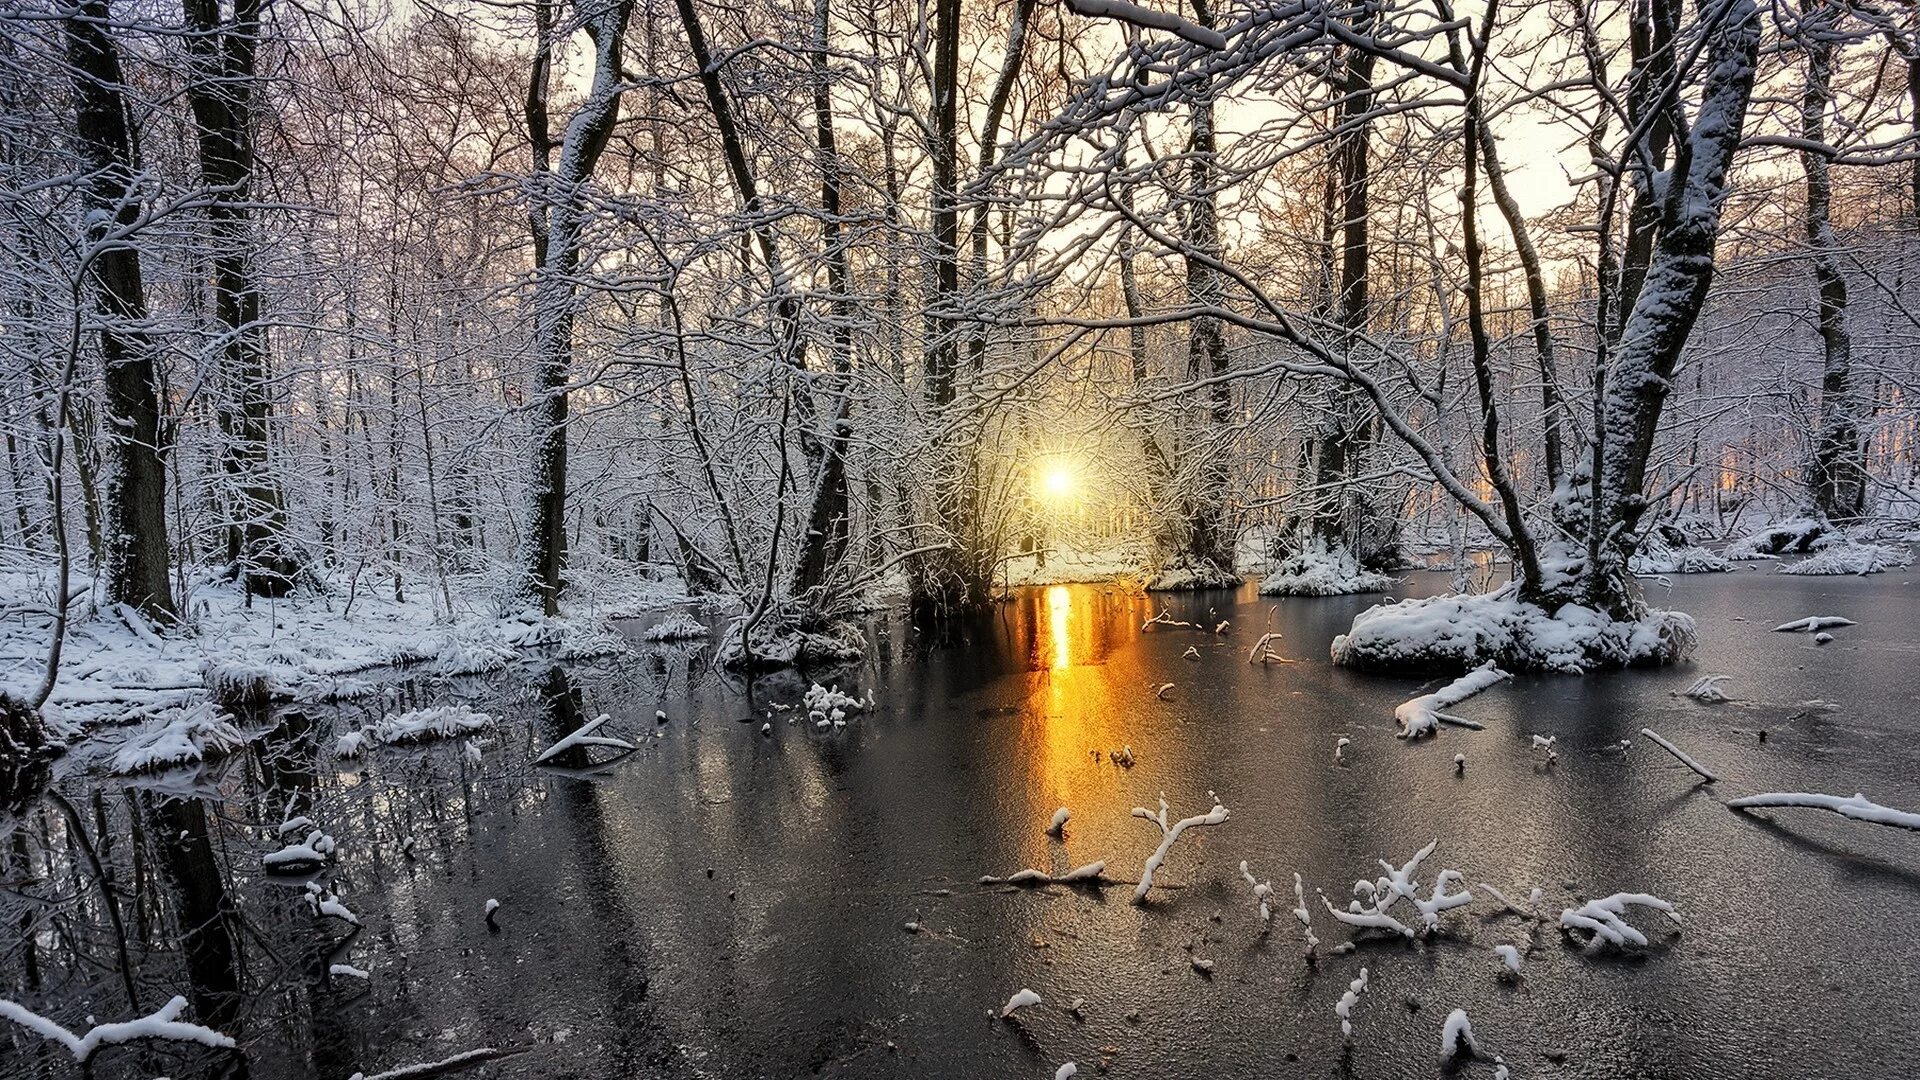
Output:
(1798, 1), (1866, 522)
(521, 0), (634, 616)
(64, 0), (175, 621)
(183, 0), (297, 596)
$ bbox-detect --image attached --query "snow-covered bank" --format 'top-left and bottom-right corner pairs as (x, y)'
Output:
(0, 564), (696, 736)
(1258, 543), (1397, 597)
(1331, 586), (1695, 673)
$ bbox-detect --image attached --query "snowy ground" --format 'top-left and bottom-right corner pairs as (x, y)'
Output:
(4, 572), (1918, 1079)
(0, 562), (702, 738)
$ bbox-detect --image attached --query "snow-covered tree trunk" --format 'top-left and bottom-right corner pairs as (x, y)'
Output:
(1796, 0), (1866, 522)
(64, 0), (175, 622)
(1587, 0), (1761, 616)
(183, 0), (298, 596)
(521, 0), (634, 616)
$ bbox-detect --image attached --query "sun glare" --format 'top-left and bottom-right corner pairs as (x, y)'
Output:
(1037, 461), (1078, 501)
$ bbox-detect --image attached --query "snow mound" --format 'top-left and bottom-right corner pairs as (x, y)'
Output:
(1726, 517), (1827, 559)
(1332, 588), (1695, 673)
(1779, 542), (1911, 576)
(1259, 544), (1396, 596)
(337, 704), (493, 757)
(641, 612), (708, 642)
(110, 703), (246, 775)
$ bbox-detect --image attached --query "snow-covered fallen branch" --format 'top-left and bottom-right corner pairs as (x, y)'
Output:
(1317, 840), (1473, 938)
(1638, 728), (1717, 782)
(1048, 807), (1071, 836)
(1440, 1009), (1479, 1063)
(1001, 988), (1042, 1019)
(0, 995), (235, 1062)
(1558, 892), (1680, 948)
(1728, 792), (1920, 831)
(979, 860), (1107, 886)
(1681, 674), (1732, 702)
(533, 714), (636, 765)
(1394, 663), (1509, 739)
(1239, 860), (1272, 926)
(1334, 967), (1368, 1039)
(1131, 793), (1229, 902)
(1771, 615), (1855, 633)
(264, 829), (337, 873)
(347, 1046), (529, 1080)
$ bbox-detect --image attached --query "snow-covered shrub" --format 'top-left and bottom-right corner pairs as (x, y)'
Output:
(1259, 542), (1396, 597)
(337, 704), (493, 757)
(641, 612), (708, 642)
(263, 829), (337, 873)
(1332, 587), (1695, 673)
(1726, 517), (1827, 559)
(110, 703), (246, 775)
(1779, 542), (1912, 576)
(718, 615), (864, 671)
(428, 625), (519, 676)
(201, 658), (276, 708)
(1628, 536), (1733, 575)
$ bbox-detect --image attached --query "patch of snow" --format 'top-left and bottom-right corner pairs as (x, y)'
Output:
(980, 860), (1107, 886)
(1779, 542), (1912, 576)
(1493, 944), (1523, 975)
(337, 704), (493, 758)
(1726, 517), (1828, 559)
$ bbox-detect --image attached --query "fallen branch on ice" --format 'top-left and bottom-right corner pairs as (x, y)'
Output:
(1440, 1009), (1480, 1063)
(1394, 664), (1509, 739)
(1638, 728), (1717, 782)
(1680, 675), (1733, 703)
(979, 860), (1107, 886)
(0, 995), (235, 1062)
(1558, 892), (1680, 948)
(1771, 615), (1855, 633)
(1728, 791), (1920, 831)
(533, 714), (636, 765)
(1131, 792), (1230, 902)
(347, 1046), (531, 1080)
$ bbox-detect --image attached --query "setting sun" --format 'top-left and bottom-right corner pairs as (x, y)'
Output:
(1036, 461), (1079, 501)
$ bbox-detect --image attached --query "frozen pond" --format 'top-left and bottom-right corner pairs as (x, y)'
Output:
(4, 570), (1920, 1079)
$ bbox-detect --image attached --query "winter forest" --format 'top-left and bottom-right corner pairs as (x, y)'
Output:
(3, 0), (1920, 1075)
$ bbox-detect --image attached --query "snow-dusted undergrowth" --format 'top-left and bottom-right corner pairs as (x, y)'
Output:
(337, 704), (493, 758)
(109, 702), (246, 775)
(1258, 543), (1396, 597)
(1726, 517), (1827, 559)
(1143, 558), (1241, 592)
(641, 612), (708, 641)
(1628, 537), (1734, 575)
(1779, 542), (1912, 576)
(1332, 586), (1695, 673)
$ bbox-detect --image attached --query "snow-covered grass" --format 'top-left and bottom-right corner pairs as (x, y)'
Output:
(1629, 537), (1734, 575)
(0, 995), (235, 1062)
(1779, 542), (1912, 576)
(108, 702), (246, 775)
(1258, 543), (1396, 597)
(1393, 663), (1509, 739)
(1728, 791), (1920, 831)
(337, 704), (493, 758)
(1332, 586), (1695, 673)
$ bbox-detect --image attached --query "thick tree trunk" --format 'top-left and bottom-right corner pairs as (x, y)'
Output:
(64, 0), (174, 621)
(1587, 0), (1760, 616)
(1798, 1), (1866, 522)
(521, 0), (633, 616)
(183, 0), (297, 596)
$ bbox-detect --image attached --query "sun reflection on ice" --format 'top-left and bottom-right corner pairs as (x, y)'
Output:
(1047, 585), (1072, 670)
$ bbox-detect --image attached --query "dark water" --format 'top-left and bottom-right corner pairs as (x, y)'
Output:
(4, 571), (1919, 1079)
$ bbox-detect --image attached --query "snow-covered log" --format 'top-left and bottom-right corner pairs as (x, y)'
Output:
(533, 714), (636, 765)
(1558, 892), (1680, 947)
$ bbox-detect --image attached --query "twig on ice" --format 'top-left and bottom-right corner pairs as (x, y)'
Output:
(980, 861), (1108, 887)
(1394, 664), (1508, 738)
(348, 1046), (532, 1080)
(1771, 615), (1854, 633)
(1131, 792), (1230, 902)
(533, 714), (636, 765)
(1638, 728), (1717, 782)
(1440, 1009), (1480, 1063)
(1047, 807), (1071, 836)
(1334, 967), (1368, 1039)
(1001, 988), (1042, 1019)
(1679, 675), (1733, 702)
(1238, 860), (1272, 927)
(1559, 892), (1680, 948)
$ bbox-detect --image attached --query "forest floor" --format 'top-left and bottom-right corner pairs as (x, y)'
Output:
(0, 561), (700, 737)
